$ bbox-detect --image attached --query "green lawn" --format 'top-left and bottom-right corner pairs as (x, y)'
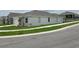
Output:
(0, 23), (59, 30)
(0, 21), (78, 30)
(0, 21), (79, 36)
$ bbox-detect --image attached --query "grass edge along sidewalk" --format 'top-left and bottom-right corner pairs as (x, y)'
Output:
(0, 21), (79, 36)
(0, 21), (79, 32)
(0, 21), (79, 30)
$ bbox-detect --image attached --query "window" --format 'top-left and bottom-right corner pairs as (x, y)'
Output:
(25, 18), (28, 23)
(48, 17), (50, 22)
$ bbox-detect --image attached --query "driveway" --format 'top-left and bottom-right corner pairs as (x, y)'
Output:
(0, 24), (79, 48)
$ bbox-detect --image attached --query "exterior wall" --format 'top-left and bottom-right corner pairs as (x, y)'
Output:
(0, 15), (64, 26)
(24, 17), (50, 26)
(40, 17), (49, 25)
(57, 16), (64, 23)
(28, 17), (40, 26)
(13, 17), (19, 26)
(23, 17), (50, 26)
(49, 16), (64, 24)
(23, 16), (64, 26)
(50, 16), (58, 24)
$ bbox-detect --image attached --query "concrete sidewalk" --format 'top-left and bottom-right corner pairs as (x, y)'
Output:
(0, 21), (79, 32)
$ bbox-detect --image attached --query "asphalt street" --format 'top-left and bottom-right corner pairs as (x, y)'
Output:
(0, 25), (79, 48)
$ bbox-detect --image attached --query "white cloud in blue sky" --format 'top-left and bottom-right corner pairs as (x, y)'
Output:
(0, 10), (79, 16)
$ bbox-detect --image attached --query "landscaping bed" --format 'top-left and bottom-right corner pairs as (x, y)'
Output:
(0, 21), (79, 36)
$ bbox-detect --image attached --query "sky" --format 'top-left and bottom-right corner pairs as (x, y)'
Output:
(0, 10), (31, 16)
(0, 10), (79, 16)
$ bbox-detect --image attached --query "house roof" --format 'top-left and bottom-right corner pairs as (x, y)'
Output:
(8, 10), (58, 17)
(7, 10), (79, 17)
(24, 10), (58, 16)
(8, 12), (24, 17)
(60, 11), (79, 16)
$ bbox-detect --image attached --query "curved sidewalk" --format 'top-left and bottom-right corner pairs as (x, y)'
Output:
(0, 21), (79, 32)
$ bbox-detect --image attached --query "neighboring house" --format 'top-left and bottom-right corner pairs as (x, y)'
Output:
(0, 10), (79, 26)
(7, 10), (64, 26)
(61, 11), (79, 22)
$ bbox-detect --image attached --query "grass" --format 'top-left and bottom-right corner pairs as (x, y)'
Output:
(0, 21), (79, 36)
(0, 20), (78, 30)
(0, 23), (59, 30)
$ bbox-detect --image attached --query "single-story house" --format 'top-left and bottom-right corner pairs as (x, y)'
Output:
(7, 10), (64, 26)
(61, 11), (79, 22)
(0, 10), (79, 26)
